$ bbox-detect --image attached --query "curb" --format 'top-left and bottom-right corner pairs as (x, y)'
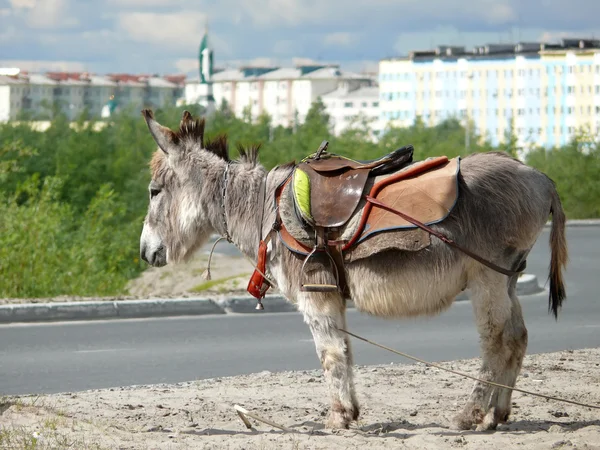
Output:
(216, 295), (298, 314)
(0, 275), (543, 324)
(517, 273), (544, 296)
(544, 219), (600, 228)
(0, 298), (225, 324)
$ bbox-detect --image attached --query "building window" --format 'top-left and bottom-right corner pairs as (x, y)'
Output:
(344, 102), (353, 108)
(372, 101), (379, 107)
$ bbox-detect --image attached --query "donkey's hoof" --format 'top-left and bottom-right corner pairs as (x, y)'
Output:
(474, 407), (507, 431)
(451, 405), (485, 431)
(325, 405), (357, 429)
(450, 414), (474, 431)
(475, 412), (499, 432)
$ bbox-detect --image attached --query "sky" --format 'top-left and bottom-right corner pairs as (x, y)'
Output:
(1, 0), (600, 76)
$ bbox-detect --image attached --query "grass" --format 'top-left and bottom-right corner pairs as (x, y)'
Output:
(0, 396), (109, 450)
(190, 273), (251, 293)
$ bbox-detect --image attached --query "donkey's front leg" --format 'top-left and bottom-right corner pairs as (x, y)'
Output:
(299, 292), (359, 429)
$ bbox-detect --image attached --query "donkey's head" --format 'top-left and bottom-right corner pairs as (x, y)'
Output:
(139, 109), (230, 267)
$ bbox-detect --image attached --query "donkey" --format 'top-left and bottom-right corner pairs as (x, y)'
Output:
(138, 109), (568, 432)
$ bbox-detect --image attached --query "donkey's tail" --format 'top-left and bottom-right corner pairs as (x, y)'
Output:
(548, 184), (568, 319)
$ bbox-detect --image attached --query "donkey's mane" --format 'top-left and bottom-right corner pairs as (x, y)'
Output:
(176, 116), (206, 145)
(149, 113), (266, 180)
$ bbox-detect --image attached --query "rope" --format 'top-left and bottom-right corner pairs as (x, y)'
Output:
(337, 328), (600, 411)
(208, 230), (600, 412)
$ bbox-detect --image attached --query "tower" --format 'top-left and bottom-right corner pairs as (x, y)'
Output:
(194, 22), (215, 114)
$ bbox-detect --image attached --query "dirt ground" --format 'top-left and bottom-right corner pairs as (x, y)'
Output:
(2, 348), (599, 450)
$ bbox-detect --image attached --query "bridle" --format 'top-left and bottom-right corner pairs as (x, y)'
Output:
(220, 161), (233, 243)
(204, 161), (272, 311)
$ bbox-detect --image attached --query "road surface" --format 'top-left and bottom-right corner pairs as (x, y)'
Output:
(1, 227), (598, 396)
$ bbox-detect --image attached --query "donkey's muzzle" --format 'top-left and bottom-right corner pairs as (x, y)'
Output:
(140, 244), (166, 267)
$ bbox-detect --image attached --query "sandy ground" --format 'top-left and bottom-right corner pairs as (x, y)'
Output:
(2, 348), (599, 449)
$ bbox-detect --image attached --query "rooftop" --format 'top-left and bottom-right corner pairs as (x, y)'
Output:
(0, 70), (187, 88)
(322, 85), (379, 100)
(382, 38), (600, 62)
(188, 64), (372, 83)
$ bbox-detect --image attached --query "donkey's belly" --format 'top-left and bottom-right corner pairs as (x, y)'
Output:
(346, 255), (467, 318)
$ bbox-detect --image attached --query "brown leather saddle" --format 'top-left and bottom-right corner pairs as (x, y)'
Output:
(247, 146), (521, 306)
(286, 141), (415, 293)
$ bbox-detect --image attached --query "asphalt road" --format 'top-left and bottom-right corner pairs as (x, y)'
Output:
(1, 227), (599, 396)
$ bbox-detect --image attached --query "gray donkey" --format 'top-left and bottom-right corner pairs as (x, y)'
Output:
(139, 109), (568, 432)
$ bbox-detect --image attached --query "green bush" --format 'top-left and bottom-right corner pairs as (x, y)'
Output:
(0, 100), (598, 298)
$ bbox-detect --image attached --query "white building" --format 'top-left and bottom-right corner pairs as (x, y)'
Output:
(0, 75), (27, 121)
(87, 75), (117, 117)
(322, 84), (382, 138)
(51, 77), (88, 120)
(0, 70), (184, 122)
(185, 64), (374, 128)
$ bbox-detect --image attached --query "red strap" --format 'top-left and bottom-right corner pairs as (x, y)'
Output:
(247, 239), (271, 299)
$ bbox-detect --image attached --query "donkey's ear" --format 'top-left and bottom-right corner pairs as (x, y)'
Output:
(181, 110), (193, 122)
(141, 109), (179, 155)
(179, 110), (193, 130)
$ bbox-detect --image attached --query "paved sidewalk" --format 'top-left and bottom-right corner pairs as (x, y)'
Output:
(0, 274), (544, 324)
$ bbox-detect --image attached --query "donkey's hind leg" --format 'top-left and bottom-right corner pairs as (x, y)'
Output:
(298, 290), (359, 429)
(452, 269), (528, 431)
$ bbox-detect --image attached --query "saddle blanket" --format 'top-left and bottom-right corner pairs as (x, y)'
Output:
(276, 156), (460, 262)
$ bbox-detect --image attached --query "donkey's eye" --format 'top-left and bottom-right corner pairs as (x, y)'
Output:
(150, 188), (161, 199)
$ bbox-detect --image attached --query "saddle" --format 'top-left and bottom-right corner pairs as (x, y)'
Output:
(289, 141), (415, 292)
(292, 141), (414, 229)
(246, 141), (460, 301)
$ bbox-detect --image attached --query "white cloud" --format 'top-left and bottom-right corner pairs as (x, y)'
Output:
(9, 0), (36, 8)
(106, 0), (178, 6)
(235, 0), (519, 29)
(116, 11), (233, 55)
(273, 40), (301, 56)
(0, 59), (88, 72)
(8, 0), (79, 29)
(324, 32), (356, 47)
(117, 11), (206, 45)
(0, 25), (17, 44)
(174, 58), (197, 74)
(239, 0), (328, 27)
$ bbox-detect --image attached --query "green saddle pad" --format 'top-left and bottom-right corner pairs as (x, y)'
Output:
(291, 167), (313, 225)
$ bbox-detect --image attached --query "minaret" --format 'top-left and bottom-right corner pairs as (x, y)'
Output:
(196, 21), (215, 114)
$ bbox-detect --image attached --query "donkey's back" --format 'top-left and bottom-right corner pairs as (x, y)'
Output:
(344, 150), (566, 319)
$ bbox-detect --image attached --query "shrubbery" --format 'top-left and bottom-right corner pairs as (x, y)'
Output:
(1, 100), (598, 298)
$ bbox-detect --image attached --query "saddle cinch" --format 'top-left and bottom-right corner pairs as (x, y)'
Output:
(248, 141), (460, 299)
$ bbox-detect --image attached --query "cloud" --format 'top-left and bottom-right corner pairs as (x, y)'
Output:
(0, 25), (17, 43)
(9, 0), (36, 8)
(106, 0), (179, 6)
(273, 40), (301, 56)
(174, 58), (198, 74)
(324, 32), (357, 47)
(115, 10), (232, 57)
(117, 11), (207, 46)
(1, 0), (600, 77)
(9, 0), (79, 29)
(0, 59), (88, 72)
(239, 0), (327, 27)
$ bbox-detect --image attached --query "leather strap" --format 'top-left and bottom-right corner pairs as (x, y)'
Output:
(365, 196), (526, 277)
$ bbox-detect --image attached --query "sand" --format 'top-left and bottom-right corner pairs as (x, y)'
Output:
(2, 347), (599, 449)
